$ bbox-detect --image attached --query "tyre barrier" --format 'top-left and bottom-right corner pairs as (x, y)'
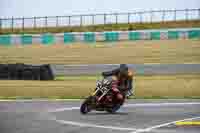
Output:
(0, 64), (54, 80)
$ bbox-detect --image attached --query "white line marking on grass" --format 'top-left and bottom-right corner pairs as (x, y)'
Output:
(130, 116), (200, 133)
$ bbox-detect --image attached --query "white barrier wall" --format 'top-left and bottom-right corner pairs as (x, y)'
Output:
(0, 28), (199, 45)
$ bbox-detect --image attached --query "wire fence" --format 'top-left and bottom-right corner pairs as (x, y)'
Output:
(0, 8), (200, 31)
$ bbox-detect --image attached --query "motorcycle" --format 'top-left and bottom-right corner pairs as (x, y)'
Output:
(80, 77), (126, 114)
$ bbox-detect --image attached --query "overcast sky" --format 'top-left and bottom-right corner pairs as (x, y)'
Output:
(0, 0), (200, 18)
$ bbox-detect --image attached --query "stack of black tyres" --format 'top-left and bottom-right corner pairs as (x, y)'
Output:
(0, 64), (9, 79)
(0, 63), (54, 80)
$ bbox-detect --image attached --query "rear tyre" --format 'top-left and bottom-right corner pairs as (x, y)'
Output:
(106, 104), (121, 113)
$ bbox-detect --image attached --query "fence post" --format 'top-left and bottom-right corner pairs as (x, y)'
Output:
(198, 9), (200, 19)
(80, 15), (83, 26)
(68, 16), (71, 26)
(22, 17), (25, 32)
(45, 16), (48, 27)
(92, 15), (95, 25)
(45, 16), (48, 32)
(139, 12), (142, 23)
(150, 11), (153, 23)
(174, 10), (177, 21)
(11, 17), (14, 32)
(56, 16), (59, 27)
(162, 10), (165, 22)
(0, 19), (2, 30)
(185, 9), (189, 21)
(34, 17), (36, 28)
(128, 13), (130, 24)
(115, 13), (118, 24)
(104, 14), (106, 25)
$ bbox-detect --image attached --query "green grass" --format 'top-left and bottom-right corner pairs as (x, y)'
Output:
(0, 96), (84, 100)
(1, 40), (200, 64)
(55, 75), (101, 81)
(1, 20), (200, 34)
(0, 74), (200, 99)
(131, 96), (200, 99)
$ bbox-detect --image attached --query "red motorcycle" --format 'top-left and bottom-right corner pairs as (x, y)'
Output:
(80, 78), (126, 114)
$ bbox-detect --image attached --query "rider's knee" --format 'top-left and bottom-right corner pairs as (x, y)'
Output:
(117, 93), (123, 101)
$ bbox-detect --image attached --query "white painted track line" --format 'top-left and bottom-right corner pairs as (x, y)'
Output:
(49, 102), (200, 113)
(47, 102), (200, 131)
(131, 116), (200, 133)
(53, 118), (138, 131)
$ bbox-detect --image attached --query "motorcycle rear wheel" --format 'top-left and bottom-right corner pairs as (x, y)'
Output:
(106, 104), (121, 113)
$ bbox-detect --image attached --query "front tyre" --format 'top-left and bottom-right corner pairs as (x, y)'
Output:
(80, 96), (94, 114)
(80, 102), (90, 114)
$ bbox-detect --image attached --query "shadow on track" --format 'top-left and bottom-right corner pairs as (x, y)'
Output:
(84, 112), (129, 116)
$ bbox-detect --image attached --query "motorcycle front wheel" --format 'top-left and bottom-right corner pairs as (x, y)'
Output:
(80, 96), (94, 114)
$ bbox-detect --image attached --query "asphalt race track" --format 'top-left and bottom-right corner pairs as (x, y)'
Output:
(0, 99), (200, 133)
(51, 64), (200, 76)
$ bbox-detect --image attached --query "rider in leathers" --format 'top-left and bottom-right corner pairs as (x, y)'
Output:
(102, 64), (134, 110)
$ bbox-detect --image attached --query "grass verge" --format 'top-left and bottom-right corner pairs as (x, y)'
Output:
(0, 74), (200, 99)
(0, 40), (200, 64)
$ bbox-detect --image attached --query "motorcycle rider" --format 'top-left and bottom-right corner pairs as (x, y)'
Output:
(101, 64), (134, 110)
